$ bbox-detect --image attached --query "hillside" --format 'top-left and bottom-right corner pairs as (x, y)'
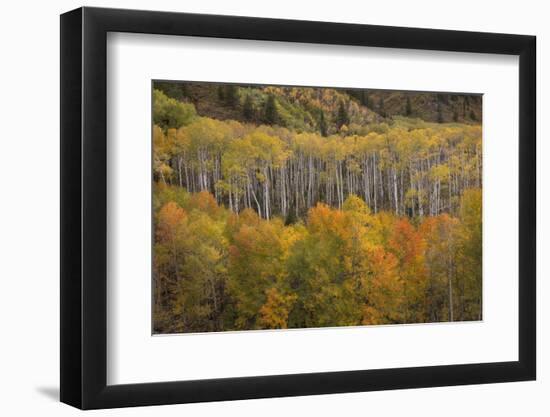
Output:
(152, 82), (483, 334)
(346, 89), (482, 123)
(154, 81), (482, 134)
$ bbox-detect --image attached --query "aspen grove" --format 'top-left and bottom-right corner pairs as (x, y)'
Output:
(152, 84), (482, 333)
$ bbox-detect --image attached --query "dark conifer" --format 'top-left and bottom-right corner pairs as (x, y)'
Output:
(264, 94), (278, 124)
(225, 85), (238, 107)
(336, 100), (349, 128)
(437, 102), (444, 123)
(406, 96), (412, 116)
(243, 95), (254, 121)
(319, 110), (328, 136)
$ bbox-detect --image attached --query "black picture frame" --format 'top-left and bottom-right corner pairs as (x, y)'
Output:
(60, 6), (536, 410)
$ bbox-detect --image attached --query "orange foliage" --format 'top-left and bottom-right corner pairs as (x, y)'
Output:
(258, 288), (297, 329)
(361, 246), (402, 325)
(157, 201), (187, 243)
(187, 191), (220, 218)
(307, 203), (346, 238)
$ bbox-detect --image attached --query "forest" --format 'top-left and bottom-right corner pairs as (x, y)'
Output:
(152, 82), (482, 334)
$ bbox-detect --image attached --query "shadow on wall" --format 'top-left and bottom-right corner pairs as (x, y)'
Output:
(35, 386), (59, 401)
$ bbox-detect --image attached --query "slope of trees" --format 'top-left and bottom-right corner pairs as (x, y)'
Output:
(152, 85), (483, 333)
(153, 186), (482, 333)
(154, 90), (482, 221)
(155, 82), (482, 130)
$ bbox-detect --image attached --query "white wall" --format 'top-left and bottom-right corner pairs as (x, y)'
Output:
(0, 0), (546, 415)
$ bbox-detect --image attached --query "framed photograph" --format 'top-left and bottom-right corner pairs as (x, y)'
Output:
(60, 6), (536, 409)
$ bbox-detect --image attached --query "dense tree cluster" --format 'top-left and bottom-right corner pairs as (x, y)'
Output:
(153, 186), (482, 333)
(154, 90), (481, 221)
(152, 85), (483, 333)
(156, 83), (482, 131)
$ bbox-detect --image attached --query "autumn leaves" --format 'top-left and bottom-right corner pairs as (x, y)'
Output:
(153, 113), (482, 222)
(152, 84), (482, 333)
(153, 187), (482, 333)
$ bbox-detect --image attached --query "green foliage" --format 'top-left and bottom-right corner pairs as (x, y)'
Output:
(153, 188), (482, 332)
(225, 85), (239, 107)
(264, 94), (279, 125)
(318, 110), (328, 137)
(154, 81), (190, 102)
(152, 83), (483, 333)
(217, 85), (225, 101)
(155, 82), (482, 130)
(336, 100), (349, 128)
(437, 102), (444, 123)
(378, 96), (386, 117)
(406, 96), (412, 116)
(151, 112), (482, 220)
(362, 91), (371, 107)
(243, 94), (254, 121)
(153, 89), (196, 129)
(456, 189), (482, 319)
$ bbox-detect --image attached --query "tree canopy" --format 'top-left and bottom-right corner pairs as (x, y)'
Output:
(152, 83), (483, 333)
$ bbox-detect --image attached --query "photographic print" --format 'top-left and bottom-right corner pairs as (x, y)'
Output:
(152, 81), (482, 334)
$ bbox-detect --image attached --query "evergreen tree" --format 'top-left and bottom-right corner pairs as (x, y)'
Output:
(406, 96), (412, 116)
(437, 102), (444, 123)
(360, 90), (371, 108)
(285, 210), (298, 225)
(378, 97), (386, 117)
(264, 94), (278, 125)
(225, 85), (238, 107)
(154, 82), (190, 102)
(336, 100), (349, 128)
(462, 96), (470, 119)
(217, 85), (225, 101)
(319, 109), (328, 137)
(437, 93), (449, 105)
(243, 94), (254, 121)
